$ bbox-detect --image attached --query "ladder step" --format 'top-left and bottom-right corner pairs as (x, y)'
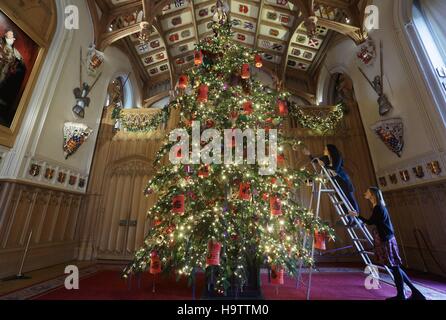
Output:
(360, 250), (375, 255)
(352, 238), (369, 243)
(321, 189), (336, 193)
(367, 264), (390, 272)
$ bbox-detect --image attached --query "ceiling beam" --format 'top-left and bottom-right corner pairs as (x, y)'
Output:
(98, 23), (141, 50)
(153, 18), (176, 89)
(277, 14), (305, 83)
(317, 17), (366, 45)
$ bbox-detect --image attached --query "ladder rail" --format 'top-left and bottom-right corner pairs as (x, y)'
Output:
(300, 159), (395, 298)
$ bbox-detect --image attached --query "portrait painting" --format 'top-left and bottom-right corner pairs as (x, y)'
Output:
(0, 10), (39, 128)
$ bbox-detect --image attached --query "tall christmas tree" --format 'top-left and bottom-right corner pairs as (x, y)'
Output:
(123, 11), (334, 295)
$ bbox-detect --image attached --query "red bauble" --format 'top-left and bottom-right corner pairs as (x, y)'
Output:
(241, 63), (250, 79)
(178, 75), (189, 90)
(197, 84), (209, 103)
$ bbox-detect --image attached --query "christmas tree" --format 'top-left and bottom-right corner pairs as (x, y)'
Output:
(123, 14), (335, 295)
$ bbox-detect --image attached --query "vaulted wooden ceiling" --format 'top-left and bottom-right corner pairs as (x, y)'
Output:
(88, 0), (371, 103)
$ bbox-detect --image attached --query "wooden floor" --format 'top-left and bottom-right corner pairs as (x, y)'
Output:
(0, 261), (94, 296)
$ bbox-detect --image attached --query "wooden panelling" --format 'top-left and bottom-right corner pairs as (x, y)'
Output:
(384, 181), (446, 276)
(0, 182), (85, 279)
(78, 107), (180, 261)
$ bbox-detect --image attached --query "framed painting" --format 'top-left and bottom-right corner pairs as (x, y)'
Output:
(0, 4), (54, 148)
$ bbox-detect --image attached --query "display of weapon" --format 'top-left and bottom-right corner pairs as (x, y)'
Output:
(358, 40), (393, 116)
(72, 47), (102, 118)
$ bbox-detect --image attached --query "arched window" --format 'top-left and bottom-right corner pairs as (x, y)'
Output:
(412, 0), (445, 70)
(401, 0), (446, 128)
(105, 75), (134, 109)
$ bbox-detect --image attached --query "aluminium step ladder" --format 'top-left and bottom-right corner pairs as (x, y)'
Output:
(296, 158), (395, 300)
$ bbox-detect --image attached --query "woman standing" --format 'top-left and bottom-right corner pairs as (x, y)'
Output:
(349, 187), (426, 300)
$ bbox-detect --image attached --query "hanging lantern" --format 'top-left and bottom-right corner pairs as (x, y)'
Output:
(270, 195), (282, 216)
(178, 75), (189, 90)
(150, 251), (162, 274)
(206, 240), (222, 266)
(172, 194), (185, 214)
(194, 50), (203, 65)
(271, 265), (284, 285)
(198, 164), (210, 178)
(243, 101), (253, 115)
(255, 54), (263, 68)
(241, 63), (250, 79)
(154, 220), (162, 227)
(314, 230), (327, 251)
(239, 182), (251, 200)
(278, 100), (289, 116)
(197, 84), (209, 103)
(277, 154), (285, 166)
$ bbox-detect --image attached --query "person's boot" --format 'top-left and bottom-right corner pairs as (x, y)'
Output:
(408, 292), (427, 300)
(386, 267), (406, 300)
(399, 269), (427, 300)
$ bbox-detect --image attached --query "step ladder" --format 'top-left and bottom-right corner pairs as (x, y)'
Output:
(296, 158), (395, 300)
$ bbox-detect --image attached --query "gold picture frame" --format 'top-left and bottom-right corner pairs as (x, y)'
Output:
(0, 2), (56, 148)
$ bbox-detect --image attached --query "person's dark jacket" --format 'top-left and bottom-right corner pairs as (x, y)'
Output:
(309, 148), (359, 212)
(358, 204), (395, 242)
(325, 147), (354, 193)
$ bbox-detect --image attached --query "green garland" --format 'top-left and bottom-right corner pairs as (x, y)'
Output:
(115, 105), (171, 132)
(290, 104), (344, 135)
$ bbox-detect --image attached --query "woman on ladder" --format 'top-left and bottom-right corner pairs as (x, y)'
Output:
(303, 144), (360, 227)
(349, 187), (426, 300)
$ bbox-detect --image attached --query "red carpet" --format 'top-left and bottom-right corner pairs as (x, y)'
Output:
(33, 270), (400, 300)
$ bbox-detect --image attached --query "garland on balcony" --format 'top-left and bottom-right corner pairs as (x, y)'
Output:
(289, 103), (344, 134)
(112, 101), (343, 135)
(113, 105), (171, 132)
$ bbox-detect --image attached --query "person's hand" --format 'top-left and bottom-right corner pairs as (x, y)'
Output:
(317, 158), (325, 167)
(348, 211), (359, 217)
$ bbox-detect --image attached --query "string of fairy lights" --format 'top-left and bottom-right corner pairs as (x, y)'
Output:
(122, 18), (336, 294)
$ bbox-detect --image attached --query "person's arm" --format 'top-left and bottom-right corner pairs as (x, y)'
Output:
(357, 206), (382, 226)
(327, 157), (343, 172)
